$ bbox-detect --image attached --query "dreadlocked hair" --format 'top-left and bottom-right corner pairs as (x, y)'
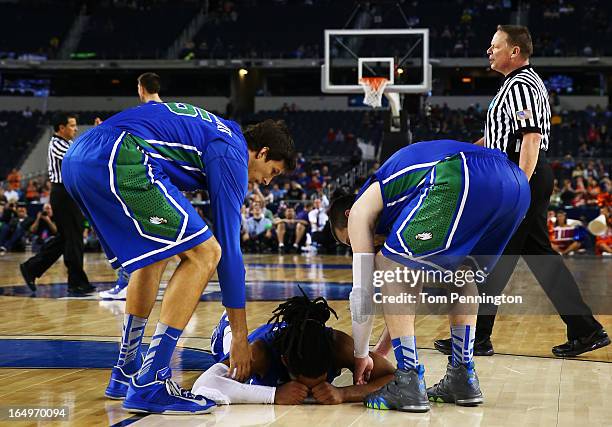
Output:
(268, 287), (338, 379)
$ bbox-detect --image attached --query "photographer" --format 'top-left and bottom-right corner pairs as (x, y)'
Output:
(29, 203), (57, 252)
(0, 203), (34, 253)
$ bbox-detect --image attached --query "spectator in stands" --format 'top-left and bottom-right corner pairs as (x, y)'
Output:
(0, 201), (17, 228)
(297, 171), (309, 188)
(308, 198), (328, 234)
(275, 206), (308, 254)
(250, 189), (274, 221)
(0, 188), (6, 205)
(587, 177), (601, 205)
(271, 183), (285, 201)
(286, 181), (304, 201)
(7, 168), (21, 191)
(595, 207), (612, 256)
(242, 202), (274, 253)
(320, 165), (332, 183)
(29, 203), (57, 253)
(25, 180), (39, 202)
(4, 185), (18, 203)
(0, 202), (33, 253)
(585, 161), (599, 180)
(39, 180), (51, 204)
(550, 211), (583, 256)
(550, 179), (562, 208)
(307, 174), (323, 192)
(572, 162), (584, 179)
(310, 186), (329, 209)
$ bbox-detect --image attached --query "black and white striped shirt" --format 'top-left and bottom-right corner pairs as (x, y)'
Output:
(48, 134), (71, 184)
(484, 65), (551, 161)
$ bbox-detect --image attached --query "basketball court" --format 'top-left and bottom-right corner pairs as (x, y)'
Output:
(0, 250), (610, 426)
(1, 24), (611, 427)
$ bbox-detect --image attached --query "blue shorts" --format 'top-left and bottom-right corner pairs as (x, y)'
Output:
(381, 151), (530, 272)
(62, 126), (213, 273)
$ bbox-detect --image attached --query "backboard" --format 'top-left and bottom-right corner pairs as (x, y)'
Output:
(321, 28), (431, 95)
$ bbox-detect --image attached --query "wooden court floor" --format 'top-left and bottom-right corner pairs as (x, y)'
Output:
(0, 252), (611, 426)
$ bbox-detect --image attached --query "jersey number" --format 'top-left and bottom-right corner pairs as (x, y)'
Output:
(164, 102), (212, 122)
(164, 102), (232, 137)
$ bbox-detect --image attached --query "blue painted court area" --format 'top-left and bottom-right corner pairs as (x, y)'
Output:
(245, 262), (351, 270)
(0, 280), (353, 301)
(0, 339), (216, 370)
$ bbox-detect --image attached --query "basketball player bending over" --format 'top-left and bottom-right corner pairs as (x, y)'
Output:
(192, 291), (395, 405)
(62, 101), (295, 414)
(329, 139), (530, 412)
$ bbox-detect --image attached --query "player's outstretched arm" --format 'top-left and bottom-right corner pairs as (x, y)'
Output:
(204, 143), (252, 381)
(348, 182), (383, 385)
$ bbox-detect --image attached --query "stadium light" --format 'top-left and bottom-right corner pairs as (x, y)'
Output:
(238, 68), (248, 77)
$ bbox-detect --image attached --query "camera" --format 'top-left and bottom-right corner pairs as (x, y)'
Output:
(41, 211), (48, 216)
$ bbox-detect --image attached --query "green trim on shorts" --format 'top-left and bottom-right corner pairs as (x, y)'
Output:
(400, 155), (463, 254)
(135, 135), (204, 169)
(115, 135), (184, 240)
(383, 168), (431, 201)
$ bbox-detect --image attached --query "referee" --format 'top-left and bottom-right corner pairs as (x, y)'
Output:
(435, 25), (609, 357)
(21, 113), (93, 294)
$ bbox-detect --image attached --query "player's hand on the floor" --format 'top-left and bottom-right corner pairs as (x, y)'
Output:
(228, 336), (252, 382)
(311, 382), (343, 405)
(353, 355), (374, 385)
(274, 381), (309, 405)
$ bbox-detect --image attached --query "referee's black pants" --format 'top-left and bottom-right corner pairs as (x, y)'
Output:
(33, 183), (90, 290)
(476, 162), (602, 341)
(23, 236), (63, 279)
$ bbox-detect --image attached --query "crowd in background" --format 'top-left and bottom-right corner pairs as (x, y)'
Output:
(0, 153), (344, 255)
(1, 98), (611, 256)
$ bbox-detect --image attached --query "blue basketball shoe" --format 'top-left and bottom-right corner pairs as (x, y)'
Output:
(105, 365), (138, 399)
(123, 367), (215, 414)
(99, 267), (130, 300)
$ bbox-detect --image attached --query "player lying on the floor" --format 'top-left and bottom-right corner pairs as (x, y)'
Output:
(328, 139), (531, 412)
(192, 290), (395, 405)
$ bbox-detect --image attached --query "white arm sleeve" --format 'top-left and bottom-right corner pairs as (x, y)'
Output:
(350, 253), (375, 358)
(192, 363), (276, 404)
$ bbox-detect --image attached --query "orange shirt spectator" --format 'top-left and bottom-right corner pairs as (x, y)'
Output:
(7, 169), (21, 191)
(25, 180), (39, 202)
(595, 214), (612, 256)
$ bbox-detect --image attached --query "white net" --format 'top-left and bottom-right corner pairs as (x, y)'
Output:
(359, 77), (389, 108)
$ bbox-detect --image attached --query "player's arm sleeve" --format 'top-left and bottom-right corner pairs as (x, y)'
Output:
(507, 82), (543, 134)
(204, 143), (248, 308)
(192, 363), (276, 404)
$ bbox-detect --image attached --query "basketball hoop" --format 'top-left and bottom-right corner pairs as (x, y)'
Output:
(359, 77), (389, 108)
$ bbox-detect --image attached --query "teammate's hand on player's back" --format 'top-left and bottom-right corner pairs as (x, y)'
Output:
(274, 381), (309, 405)
(228, 336), (252, 382)
(311, 382), (343, 405)
(353, 355), (374, 385)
